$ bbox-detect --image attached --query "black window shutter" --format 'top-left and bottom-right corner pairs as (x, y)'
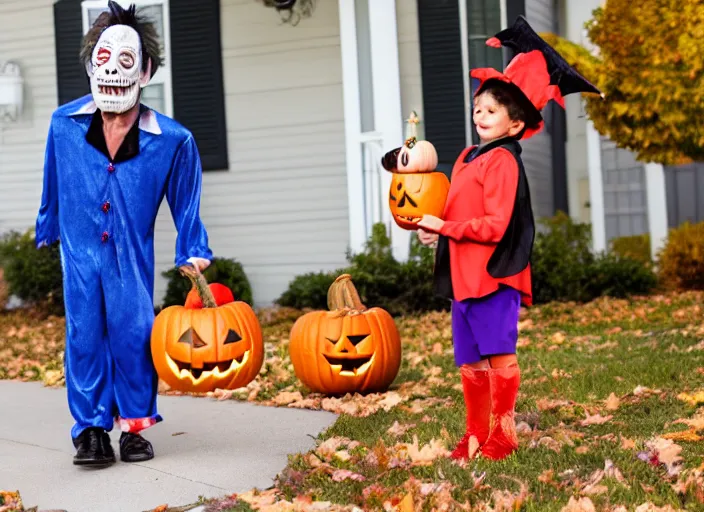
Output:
(170, 0), (229, 171)
(416, 0), (466, 176)
(54, 0), (90, 106)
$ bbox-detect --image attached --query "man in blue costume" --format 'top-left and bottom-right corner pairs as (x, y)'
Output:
(35, 1), (212, 467)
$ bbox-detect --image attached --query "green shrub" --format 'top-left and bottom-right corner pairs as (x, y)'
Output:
(657, 220), (704, 290)
(161, 257), (254, 307)
(276, 224), (449, 316)
(277, 215), (658, 313)
(0, 229), (64, 314)
(611, 233), (652, 264)
(585, 252), (658, 299)
(531, 212), (597, 304)
(275, 271), (336, 311)
(531, 212), (657, 304)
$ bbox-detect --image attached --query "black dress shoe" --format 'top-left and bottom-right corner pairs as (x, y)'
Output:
(73, 427), (116, 467)
(119, 432), (154, 462)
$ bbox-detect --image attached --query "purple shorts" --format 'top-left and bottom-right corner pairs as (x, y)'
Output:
(451, 286), (521, 366)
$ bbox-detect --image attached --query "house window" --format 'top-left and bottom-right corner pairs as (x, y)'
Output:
(461, 0), (505, 145)
(80, 0), (173, 117)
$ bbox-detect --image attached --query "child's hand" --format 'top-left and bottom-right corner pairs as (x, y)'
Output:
(417, 214), (445, 234)
(417, 229), (439, 247)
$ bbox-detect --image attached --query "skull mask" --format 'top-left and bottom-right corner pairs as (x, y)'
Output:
(87, 24), (152, 113)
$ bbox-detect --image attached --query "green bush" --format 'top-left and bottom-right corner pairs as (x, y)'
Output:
(0, 229), (64, 314)
(276, 215), (658, 314)
(585, 252), (658, 299)
(531, 212), (657, 304)
(276, 224), (449, 316)
(275, 271), (336, 311)
(161, 257), (254, 307)
(531, 212), (597, 304)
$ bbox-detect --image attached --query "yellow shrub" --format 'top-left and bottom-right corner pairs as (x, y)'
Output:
(611, 234), (652, 265)
(657, 221), (704, 290)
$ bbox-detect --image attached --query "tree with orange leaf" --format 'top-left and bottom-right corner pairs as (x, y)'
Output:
(541, 0), (704, 165)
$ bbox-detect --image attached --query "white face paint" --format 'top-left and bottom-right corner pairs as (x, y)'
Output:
(88, 24), (150, 114)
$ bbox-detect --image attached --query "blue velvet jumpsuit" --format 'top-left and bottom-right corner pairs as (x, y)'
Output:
(35, 95), (213, 439)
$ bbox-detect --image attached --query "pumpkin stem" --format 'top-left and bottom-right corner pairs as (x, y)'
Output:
(327, 274), (367, 312)
(180, 265), (218, 308)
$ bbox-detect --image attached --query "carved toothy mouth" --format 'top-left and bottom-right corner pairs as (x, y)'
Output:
(165, 351), (250, 383)
(323, 353), (375, 377)
(396, 215), (420, 223)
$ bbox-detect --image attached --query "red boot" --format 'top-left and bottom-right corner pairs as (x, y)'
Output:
(481, 365), (521, 460)
(451, 366), (491, 460)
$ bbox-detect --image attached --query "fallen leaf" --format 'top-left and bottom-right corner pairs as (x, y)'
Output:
(672, 408), (704, 430)
(394, 435), (450, 466)
(560, 496), (596, 511)
(386, 421), (415, 437)
(580, 410), (613, 426)
(677, 390), (704, 407)
(662, 429), (703, 442)
(536, 398), (572, 410)
(272, 390), (303, 406)
(643, 438), (684, 477)
(605, 392), (620, 411)
(621, 436), (636, 450)
(331, 469), (365, 482)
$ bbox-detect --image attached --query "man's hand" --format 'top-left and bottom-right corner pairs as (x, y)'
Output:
(417, 214), (445, 234)
(417, 228), (439, 247)
(179, 258), (210, 276)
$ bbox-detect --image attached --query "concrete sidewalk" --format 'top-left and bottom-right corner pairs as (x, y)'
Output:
(0, 381), (337, 512)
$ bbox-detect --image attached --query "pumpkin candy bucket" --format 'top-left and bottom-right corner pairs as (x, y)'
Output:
(151, 267), (264, 393)
(381, 113), (450, 231)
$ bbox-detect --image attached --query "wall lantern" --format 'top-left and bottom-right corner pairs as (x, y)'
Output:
(0, 62), (24, 122)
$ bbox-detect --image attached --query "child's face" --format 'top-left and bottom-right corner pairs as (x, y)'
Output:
(473, 92), (525, 144)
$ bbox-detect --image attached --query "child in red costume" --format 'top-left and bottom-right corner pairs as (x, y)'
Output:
(417, 16), (602, 461)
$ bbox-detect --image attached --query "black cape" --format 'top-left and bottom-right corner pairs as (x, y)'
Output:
(433, 137), (535, 300)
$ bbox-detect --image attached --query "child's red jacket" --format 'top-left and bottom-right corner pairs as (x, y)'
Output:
(433, 138), (535, 306)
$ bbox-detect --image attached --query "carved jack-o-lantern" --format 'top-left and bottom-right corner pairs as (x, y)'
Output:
(382, 134), (450, 231)
(388, 172), (450, 230)
(151, 270), (264, 393)
(288, 274), (401, 396)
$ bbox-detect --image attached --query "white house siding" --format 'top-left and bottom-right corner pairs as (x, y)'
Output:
(523, 0), (555, 220)
(396, 0), (424, 136)
(151, 0), (353, 307)
(0, 1), (57, 239)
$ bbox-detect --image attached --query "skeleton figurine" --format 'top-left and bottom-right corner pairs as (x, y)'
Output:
(36, 1), (212, 467)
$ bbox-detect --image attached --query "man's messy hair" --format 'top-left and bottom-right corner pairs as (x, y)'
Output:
(80, 0), (163, 78)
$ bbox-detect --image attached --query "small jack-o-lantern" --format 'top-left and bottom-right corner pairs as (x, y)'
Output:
(151, 269), (264, 393)
(288, 274), (401, 396)
(388, 171), (450, 230)
(382, 136), (438, 174)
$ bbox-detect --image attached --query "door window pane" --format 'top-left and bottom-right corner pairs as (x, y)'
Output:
(140, 83), (165, 113)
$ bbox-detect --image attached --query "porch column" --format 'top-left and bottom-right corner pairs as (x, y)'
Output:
(586, 119), (606, 252)
(338, 0), (366, 255)
(644, 163), (669, 261)
(367, 0), (409, 261)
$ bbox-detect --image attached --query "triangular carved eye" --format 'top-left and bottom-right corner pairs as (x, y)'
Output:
(224, 329), (242, 345)
(347, 334), (369, 346)
(178, 328), (207, 348)
(325, 337), (337, 345)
